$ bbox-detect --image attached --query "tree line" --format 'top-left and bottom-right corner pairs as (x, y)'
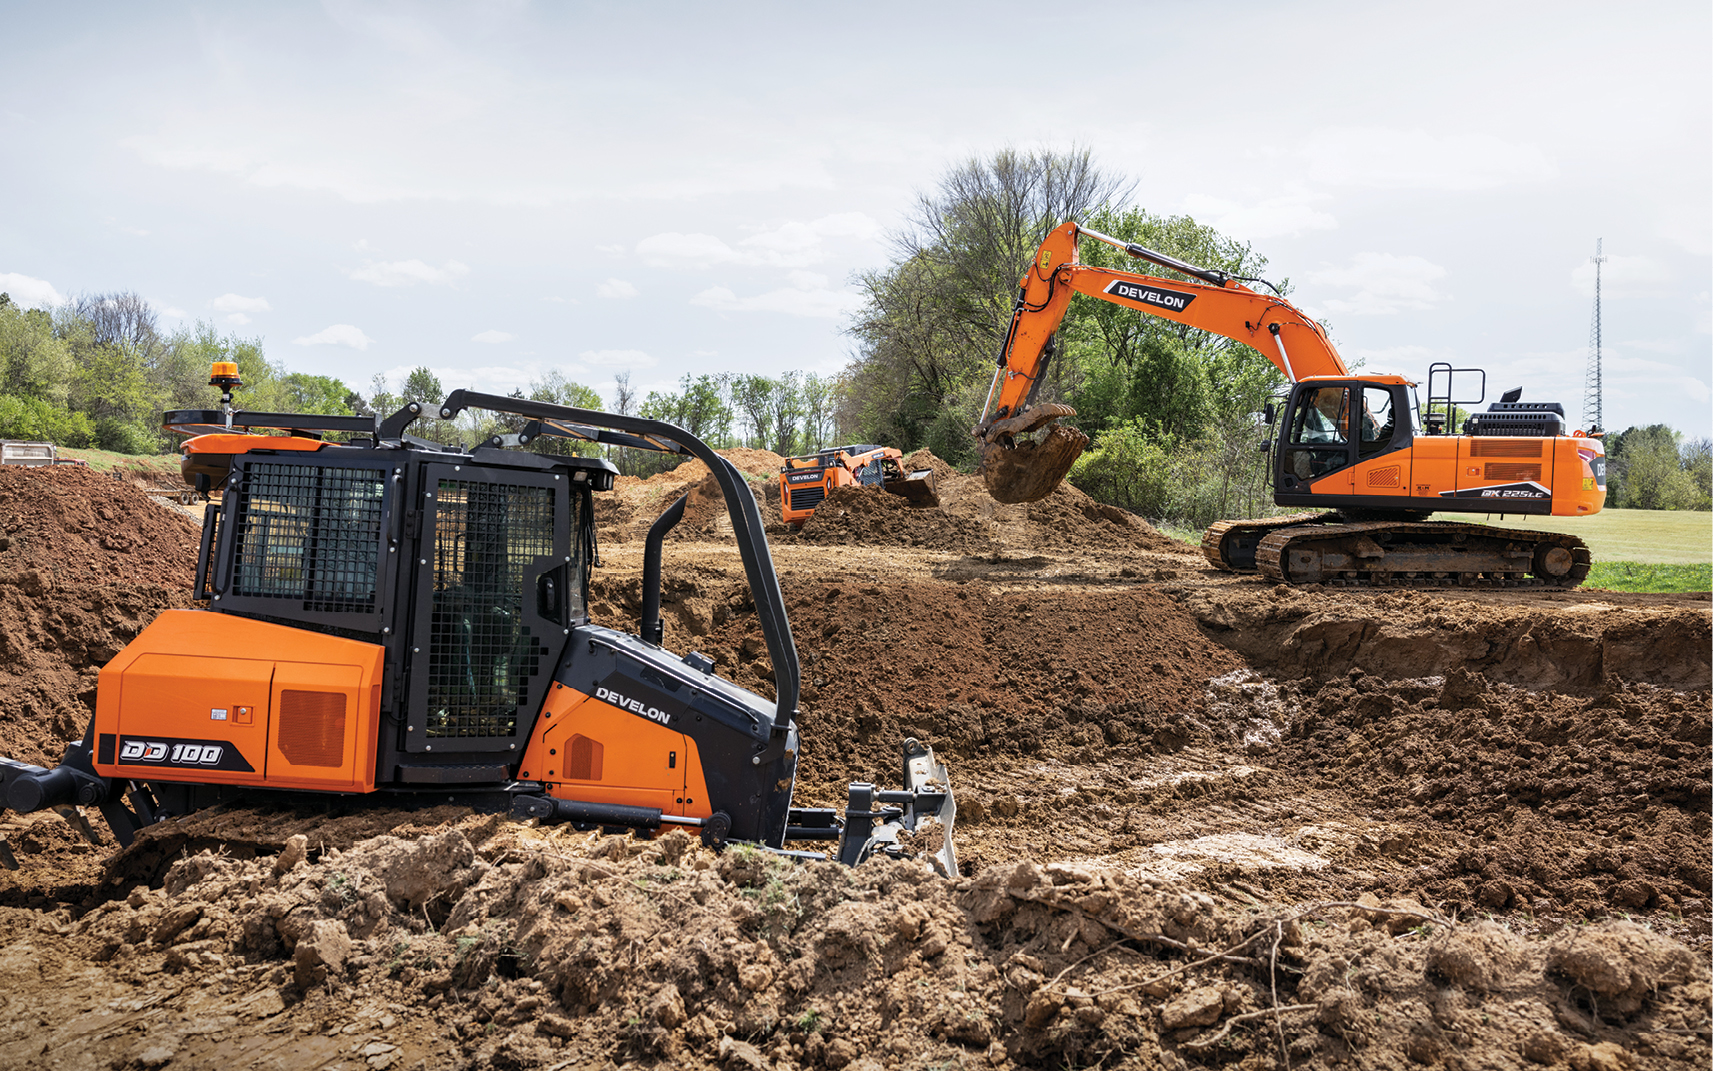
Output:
(3, 155), (1706, 516)
(0, 290), (843, 474)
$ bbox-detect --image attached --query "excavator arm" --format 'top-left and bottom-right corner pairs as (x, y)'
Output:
(976, 220), (1347, 502)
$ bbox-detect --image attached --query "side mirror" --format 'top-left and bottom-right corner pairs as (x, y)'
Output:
(1263, 401), (1277, 426)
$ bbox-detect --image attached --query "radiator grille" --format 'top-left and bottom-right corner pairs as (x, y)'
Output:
(1469, 439), (1542, 458)
(425, 480), (555, 739)
(231, 463), (384, 613)
(789, 486), (826, 511)
(1484, 462), (1542, 481)
(1366, 465), (1402, 488)
(278, 689), (347, 767)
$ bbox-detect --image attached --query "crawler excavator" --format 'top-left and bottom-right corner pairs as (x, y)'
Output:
(0, 363), (956, 873)
(976, 222), (1602, 588)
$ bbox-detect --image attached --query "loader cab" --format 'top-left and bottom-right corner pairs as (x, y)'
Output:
(1274, 377), (1417, 501)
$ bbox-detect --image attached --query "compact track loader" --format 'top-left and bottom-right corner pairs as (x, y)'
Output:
(0, 366), (955, 873)
(778, 444), (938, 528)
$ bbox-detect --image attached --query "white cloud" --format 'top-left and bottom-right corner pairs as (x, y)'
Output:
(596, 278), (639, 299)
(225, 313), (252, 326)
(1570, 255), (1672, 298)
(1302, 253), (1449, 316)
(636, 213), (881, 269)
(122, 226), (150, 237)
(594, 244), (626, 255)
(471, 329), (514, 344)
(1303, 128), (1557, 191)
(294, 324), (375, 350)
(690, 283), (864, 319)
(346, 259), (470, 287)
(577, 349), (657, 369)
(1179, 193), (1338, 240)
(0, 273), (64, 309)
(157, 305), (187, 319)
(212, 293), (270, 313)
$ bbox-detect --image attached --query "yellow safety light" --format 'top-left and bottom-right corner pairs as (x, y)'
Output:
(208, 361), (243, 390)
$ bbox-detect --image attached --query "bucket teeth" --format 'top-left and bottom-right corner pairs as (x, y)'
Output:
(0, 837), (16, 871)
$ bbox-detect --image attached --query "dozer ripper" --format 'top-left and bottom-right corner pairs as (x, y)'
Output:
(976, 221), (1604, 588)
(778, 444), (938, 529)
(0, 364), (955, 873)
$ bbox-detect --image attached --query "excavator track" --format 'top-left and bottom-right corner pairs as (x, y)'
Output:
(1253, 520), (1592, 589)
(1201, 513), (1340, 572)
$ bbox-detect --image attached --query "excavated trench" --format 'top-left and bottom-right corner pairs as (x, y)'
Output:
(0, 457), (1707, 1071)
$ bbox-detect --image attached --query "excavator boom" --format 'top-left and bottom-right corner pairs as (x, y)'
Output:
(976, 221), (1346, 502)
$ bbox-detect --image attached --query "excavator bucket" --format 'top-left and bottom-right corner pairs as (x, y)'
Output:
(980, 427), (1088, 504)
(883, 468), (939, 507)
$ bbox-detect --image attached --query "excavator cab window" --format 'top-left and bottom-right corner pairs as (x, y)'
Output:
(1359, 386), (1396, 457)
(1284, 386), (1355, 483)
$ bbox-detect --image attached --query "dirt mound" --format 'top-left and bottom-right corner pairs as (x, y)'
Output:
(0, 467), (200, 769)
(6, 818), (1703, 1071)
(599, 448), (784, 543)
(794, 449), (1188, 557)
(693, 580), (1246, 788)
(1280, 668), (1711, 924)
(797, 483), (993, 552)
(0, 464), (201, 587)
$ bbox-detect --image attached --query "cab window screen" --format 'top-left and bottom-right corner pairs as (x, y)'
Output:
(425, 480), (555, 739)
(230, 463), (384, 613)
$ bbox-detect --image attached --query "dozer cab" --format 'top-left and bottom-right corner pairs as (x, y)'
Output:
(778, 444), (938, 529)
(0, 364), (955, 873)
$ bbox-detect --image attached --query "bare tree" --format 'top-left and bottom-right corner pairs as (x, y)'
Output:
(70, 292), (162, 358)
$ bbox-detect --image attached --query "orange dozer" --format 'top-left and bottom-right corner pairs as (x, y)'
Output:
(0, 367), (956, 873)
(778, 444), (938, 529)
(977, 222), (1606, 587)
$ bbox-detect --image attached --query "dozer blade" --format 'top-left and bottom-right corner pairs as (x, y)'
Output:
(980, 423), (1089, 504)
(883, 469), (939, 507)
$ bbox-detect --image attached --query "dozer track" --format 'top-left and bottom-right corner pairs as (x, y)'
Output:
(1201, 513), (1339, 572)
(1252, 520), (1591, 589)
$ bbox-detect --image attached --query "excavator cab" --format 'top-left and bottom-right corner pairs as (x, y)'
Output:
(1275, 378), (1420, 506)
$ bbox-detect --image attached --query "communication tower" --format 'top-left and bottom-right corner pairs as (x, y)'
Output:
(1582, 238), (1607, 430)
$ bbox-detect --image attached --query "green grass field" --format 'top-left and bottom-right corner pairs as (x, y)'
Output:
(56, 447), (182, 476)
(1433, 508), (1711, 567)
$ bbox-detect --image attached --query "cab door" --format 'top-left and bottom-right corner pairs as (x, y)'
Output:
(1279, 385), (1355, 497)
(1349, 385), (1411, 498)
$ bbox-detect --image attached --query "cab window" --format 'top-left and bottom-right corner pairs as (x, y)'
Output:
(1291, 387), (1348, 444)
(1359, 387), (1395, 456)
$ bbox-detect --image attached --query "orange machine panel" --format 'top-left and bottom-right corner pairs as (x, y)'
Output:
(93, 609), (385, 792)
(108, 652), (274, 787)
(266, 660), (377, 792)
(1404, 437), (1459, 500)
(519, 682), (692, 815)
(1551, 437), (1607, 516)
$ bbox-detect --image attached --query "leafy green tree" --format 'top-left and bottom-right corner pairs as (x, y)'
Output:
(1608, 424), (1706, 509)
(0, 299), (74, 406)
(1059, 205), (1286, 441)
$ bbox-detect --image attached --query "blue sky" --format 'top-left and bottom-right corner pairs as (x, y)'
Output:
(2, 1), (1708, 435)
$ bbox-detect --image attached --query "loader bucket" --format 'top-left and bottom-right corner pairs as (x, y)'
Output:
(883, 468), (939, 507)
(980, 424), (1089, 504)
